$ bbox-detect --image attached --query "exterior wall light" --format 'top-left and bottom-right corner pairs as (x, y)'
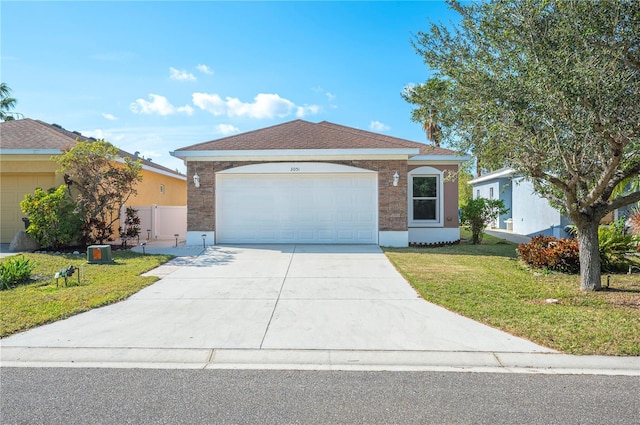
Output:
(193, 173), (200, 188)
(393, 171), (400, 187)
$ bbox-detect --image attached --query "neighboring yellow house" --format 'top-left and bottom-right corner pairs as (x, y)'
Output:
(0, 118), (186, 244)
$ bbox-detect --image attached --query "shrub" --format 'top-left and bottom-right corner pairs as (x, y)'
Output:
(119, 207), (141, 247)
(0, 256), (36, 290)
(598, 219), (634, 272)
(20, 185), (84, 249)
(628, 208), (640, 235)
(460, 198), (509, 244)
(517, 236), (580, 274)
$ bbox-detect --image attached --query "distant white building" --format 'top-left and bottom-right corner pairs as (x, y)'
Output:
(469, 168), (572, 238)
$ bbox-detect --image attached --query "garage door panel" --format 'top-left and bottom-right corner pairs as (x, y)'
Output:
(217, 173), (377, 244)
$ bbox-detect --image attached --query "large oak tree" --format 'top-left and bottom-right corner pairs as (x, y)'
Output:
(404, 0), (640, 291)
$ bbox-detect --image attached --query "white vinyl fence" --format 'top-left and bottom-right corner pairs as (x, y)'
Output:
(120, 205), (187, 241)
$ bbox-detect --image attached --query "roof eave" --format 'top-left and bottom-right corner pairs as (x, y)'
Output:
(0, 148), (62, 155)
(171, 148), (420, 161)
(468, 168), (516, 184)
(408, 154), (472, 165)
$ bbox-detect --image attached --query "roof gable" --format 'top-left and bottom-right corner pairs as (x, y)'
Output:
(174, 119), (459, 156)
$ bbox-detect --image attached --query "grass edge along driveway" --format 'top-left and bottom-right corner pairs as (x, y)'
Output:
(0, 251), (173, 337)
(384, 232), (640, 356)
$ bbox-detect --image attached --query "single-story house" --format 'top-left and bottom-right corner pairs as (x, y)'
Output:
(469, 168), (573, 238)
(0, 118), (187, 244)
(171, 120), (470, 247)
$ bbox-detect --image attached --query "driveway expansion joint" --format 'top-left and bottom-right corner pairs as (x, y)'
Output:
(259, 245), (296, 349)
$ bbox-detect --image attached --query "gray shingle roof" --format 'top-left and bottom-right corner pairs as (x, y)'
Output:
(175, 119), (459, 156)
(0, 118), (183, 176)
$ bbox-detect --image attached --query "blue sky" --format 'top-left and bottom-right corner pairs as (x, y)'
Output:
(2, 1), (460, 172)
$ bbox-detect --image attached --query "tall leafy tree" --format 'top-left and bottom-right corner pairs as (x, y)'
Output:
(55, 140), (142, 245)
(0, 83), (21, 121)
(406, 0), (640, 291)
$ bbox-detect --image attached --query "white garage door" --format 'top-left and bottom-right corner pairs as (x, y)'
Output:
(216, 173), (377, 244)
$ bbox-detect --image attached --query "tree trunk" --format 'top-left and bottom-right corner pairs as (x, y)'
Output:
(576, 220), (602, 291)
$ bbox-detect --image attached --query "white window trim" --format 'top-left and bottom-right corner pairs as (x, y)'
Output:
(408, 166), (444, 227)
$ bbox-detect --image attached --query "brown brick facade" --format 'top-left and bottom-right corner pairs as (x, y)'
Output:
(187, 160), (408, 232)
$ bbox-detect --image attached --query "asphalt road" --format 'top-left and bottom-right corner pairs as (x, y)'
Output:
(2, 368), (638, 424)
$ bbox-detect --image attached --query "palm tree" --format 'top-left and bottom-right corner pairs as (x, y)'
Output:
(0, 83), (21, 121)
(423, 109), (441, 147)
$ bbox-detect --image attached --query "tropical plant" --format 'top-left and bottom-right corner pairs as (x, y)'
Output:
(0, 256), (36, 290)
(598, 220), (635, 272)
(120, 207), (141, 246)
(20, 185), (84, 249)
(0, 83), (21, 121)
(459, 197), (509, 244)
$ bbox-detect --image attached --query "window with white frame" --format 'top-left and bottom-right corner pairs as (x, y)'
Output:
(411, 175), (439, 222)
(408, 166), (444, 227)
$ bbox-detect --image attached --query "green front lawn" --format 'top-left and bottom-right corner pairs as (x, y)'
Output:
(0, 251), (173, 337)
(384, 230), (640, 356)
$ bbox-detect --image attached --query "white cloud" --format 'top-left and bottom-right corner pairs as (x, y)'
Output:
(130, 94), (194, 116)
(369, 120), (390, 132)
(102, 113), (118, 121)
(214, 124), (240, 135)
(169, 67), (196, 81)
(196, 64), (213, 75)
(192, 93), (227, 116)
(326, 92), (336, 101)
(296, 104), (320, 118)
(193, 92), (319, 119)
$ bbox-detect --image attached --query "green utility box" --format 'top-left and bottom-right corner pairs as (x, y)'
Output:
(87, 245), (114, 264)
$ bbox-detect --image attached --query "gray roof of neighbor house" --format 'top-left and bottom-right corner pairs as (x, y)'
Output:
(468, 168), (516, 185)
(173, 119), (462, 156)
(0, 118), (184, 178)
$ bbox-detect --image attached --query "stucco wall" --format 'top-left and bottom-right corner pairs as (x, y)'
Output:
(0, 156), (63, 243)
(128, 169), (186, 206)
(511, 177), (567, 237)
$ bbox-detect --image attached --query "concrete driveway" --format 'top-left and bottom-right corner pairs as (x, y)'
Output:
(1, 244), (551, 353)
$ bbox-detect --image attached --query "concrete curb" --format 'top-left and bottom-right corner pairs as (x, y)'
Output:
(1, 347), (638, 376)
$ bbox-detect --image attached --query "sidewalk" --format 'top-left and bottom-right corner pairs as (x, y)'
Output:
(485, 229), (532, 245)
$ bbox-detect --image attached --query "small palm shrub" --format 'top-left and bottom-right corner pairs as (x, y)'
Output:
(517, 236), (580, 273)
(598, 220), (634, 272)
(0, 256), (36, 290)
